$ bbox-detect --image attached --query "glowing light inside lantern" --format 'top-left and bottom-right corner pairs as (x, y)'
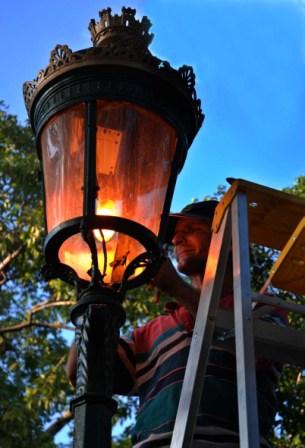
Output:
(94, 199), (119, 242)
(59, 244), (116, 283)
(44, 102), (179, 286)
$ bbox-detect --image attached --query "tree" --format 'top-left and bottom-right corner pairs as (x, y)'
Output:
(0, 100), (304, 446)
(0, 102), (75, 447)
(0, 101), (161, 446)
(269, 177), (305, 447)
(250, 240), (305, 447)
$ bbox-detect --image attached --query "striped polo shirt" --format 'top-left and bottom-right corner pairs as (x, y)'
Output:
(115, 295), (286, 447)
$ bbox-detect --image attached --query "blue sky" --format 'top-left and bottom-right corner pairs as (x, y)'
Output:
(1, 1), (305, 212)
(1, 0), (305, 444)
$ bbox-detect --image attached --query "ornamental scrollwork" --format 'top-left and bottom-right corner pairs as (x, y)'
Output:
(75, 304), (120, 397)
(23, 81), (38, 112)
(178, 65), (196, 92)
(178, 65), (204, 126)
(49, 44), (73, 68)
(23, 7), (204, 134)
(90, 7), (153, 48)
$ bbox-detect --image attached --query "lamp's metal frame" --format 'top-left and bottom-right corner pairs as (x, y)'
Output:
(43, 216), (162, 289)
(33, 72), (197, 288)
(23, 7), (204, 447)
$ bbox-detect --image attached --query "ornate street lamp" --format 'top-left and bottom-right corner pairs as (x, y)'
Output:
(23, 6), (203, 447)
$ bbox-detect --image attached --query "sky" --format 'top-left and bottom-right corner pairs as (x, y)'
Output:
(1, 0), (305, 444)
(1, 0), (305, 214)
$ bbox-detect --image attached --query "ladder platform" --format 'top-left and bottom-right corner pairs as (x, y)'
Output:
(212, 178), (305, 250)
(266, 216), (305, 294)
(170, 178), (305, 448)
(215, 309), (305, 368)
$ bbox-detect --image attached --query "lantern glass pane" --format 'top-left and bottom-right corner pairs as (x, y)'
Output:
(94, 100), (177, 284)
(40, 104), (85, 232)
(58, 232), (145, 284)
(95, 100), (177, 234)
(44, 100), (177, 285)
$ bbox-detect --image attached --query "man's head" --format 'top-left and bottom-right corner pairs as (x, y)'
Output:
(166, 201), (218, 276)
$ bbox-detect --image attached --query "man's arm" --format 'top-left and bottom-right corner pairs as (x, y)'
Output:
(66, 343), (77, 387)
(65, 339), (135, 395)
(151, 258), (201, 318)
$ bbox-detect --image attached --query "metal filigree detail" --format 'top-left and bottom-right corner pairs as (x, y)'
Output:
(75, 323), (87, 396)
(23, 7), (204, 137)
(89, 7), (153, 48)
(23, 81), (38, 111)
(23, 40), (155, 113)
(179, 65), (204, 127)
(179, 65), (195, 91)
(41, 262), (78, 285)
(23, 44), (81, 113)
(49, 44), (73, 68)
(75, 304), (120, 397)
(23, 7), (154, 114)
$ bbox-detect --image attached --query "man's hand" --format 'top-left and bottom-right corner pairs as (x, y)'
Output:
(151, 258), (201, 317)
(151, 258), (184, 298)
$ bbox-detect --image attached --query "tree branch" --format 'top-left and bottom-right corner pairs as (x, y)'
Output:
(0, 299), (76, 334)
(45, 410), (73, 436)
(30, 300), (75, 314)
(0, 320), (74, 334)
(0, 243), (26, 284)
(0, 242), (77, 334)
(0, 244), (25, 271)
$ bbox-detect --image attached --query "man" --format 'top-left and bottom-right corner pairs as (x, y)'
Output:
(67, 200), (285, 447)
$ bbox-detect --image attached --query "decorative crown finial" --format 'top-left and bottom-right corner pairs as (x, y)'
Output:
(23, 6), (203, 133)
(89, 7), (153, 48)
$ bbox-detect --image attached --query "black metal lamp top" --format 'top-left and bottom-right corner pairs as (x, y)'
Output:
(23, 6), (203, 143)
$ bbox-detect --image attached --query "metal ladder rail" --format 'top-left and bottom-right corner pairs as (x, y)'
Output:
(231, 192), (260, 448)
(170, 208), (232, 448)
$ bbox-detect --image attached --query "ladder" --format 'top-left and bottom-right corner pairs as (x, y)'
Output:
(170, 178), (305, 448)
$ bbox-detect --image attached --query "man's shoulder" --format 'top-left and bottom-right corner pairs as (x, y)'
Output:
(134, 308), (180, 337)
(131, 304), (192, 351)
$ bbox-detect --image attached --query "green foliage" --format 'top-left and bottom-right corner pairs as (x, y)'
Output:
(112, 437), (132, 448)
(0, 101), (304, 447)
(0, 101), (161, 446)
(268, 176), (305, 447)
(0, 102), (75, 446)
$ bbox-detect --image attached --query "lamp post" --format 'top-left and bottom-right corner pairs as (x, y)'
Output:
(23, 6), (203, 447)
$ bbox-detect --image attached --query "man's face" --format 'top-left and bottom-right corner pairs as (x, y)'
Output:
(172, 218), (212, 276)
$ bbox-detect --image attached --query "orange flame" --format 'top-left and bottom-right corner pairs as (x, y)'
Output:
(94, 199), (120, 242)
(60, 246), (116, 283)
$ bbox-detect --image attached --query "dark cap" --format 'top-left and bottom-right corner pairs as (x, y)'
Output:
(165, 200), (219, 243)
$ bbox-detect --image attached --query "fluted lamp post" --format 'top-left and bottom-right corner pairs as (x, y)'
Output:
(23, 6), (203, 447)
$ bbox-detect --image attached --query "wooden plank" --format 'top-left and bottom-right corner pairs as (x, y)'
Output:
(252, 293), (305, 317)
(215, 310), (305, 367)
(212, 178), (305, 250)
(192, 442), (238, 448)
(267, 217), (305, 294)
